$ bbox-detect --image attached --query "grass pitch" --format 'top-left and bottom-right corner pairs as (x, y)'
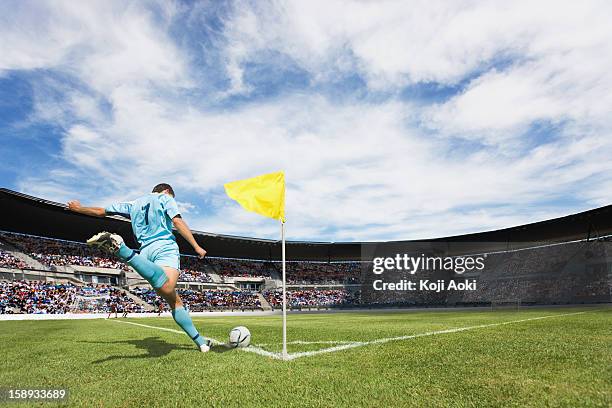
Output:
(0, 307), (610, 407)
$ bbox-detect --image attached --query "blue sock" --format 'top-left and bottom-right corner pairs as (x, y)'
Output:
(172, 306), (205, 347)
(115, 244), (168, 289)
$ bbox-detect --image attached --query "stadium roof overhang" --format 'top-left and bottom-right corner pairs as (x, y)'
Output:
(1, 188), (611, 261)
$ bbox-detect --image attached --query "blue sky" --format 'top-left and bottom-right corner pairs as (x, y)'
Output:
(0, 0), (611, 241)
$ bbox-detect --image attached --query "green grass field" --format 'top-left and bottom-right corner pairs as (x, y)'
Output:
(1, 307), (610, 407)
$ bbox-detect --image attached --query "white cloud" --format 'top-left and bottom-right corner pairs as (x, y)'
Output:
(222, 0), (612, 137)
(38, 92), (611, 240)
(176, 200), (197, 215)
(221, 0), (600, 89)
(3, 0), (612, 241)
(0, 0), (190, 90)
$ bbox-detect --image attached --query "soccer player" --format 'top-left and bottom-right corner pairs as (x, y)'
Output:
(67, 183), (212, 352)
(155, 298), (164, 316)
(107, 300), (117, 319)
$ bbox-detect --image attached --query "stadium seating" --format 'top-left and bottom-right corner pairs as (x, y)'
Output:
(178, 268), (213, 283)
(0, 250), (27, 269)
(0, 232), (215, 283)
(264, 289), (358, 309)
(207, 257), (275, 278)
(0, 232), (361, 284)
(0, 280), (143, 314)
(286, 262), (360, 284)
(0, 232), (128, 270)
(1, 231), (610, 313)
(129, 287), (262, 311)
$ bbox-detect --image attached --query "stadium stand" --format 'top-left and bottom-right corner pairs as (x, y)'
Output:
(178, 268), (214, 283)
(208, 258), (275, 278)
(452, 240), (612, 306)
(286, 261), (360, 284)
(0, 231), (128, 270)
(0, 281), (145, 314)
(129, 287), (262, 312)
(264, 289), (358, 309)
(0, 188), (610, 314)
(0, 250), (27, 270)
(179, 256), (215, 282)
(1, 231), (610, 313)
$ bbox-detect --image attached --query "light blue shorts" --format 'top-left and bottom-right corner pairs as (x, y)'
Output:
(139, 239), (180, 271)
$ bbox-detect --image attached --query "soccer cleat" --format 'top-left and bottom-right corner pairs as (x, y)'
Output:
(86, 231), (124, 254)
(199, 339), (212, 353)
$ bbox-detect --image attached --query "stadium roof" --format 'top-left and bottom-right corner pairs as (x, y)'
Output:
(1, 188), (611, 261)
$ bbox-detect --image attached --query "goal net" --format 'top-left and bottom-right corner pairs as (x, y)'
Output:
(70, 295), (109, 313)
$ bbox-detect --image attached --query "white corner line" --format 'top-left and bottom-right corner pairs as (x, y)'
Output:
(113, 319), (186, 335)
(283, 311), (588, 360)
(112, 311), (588, 362)
(112, 319), (285, 359)
(256, 340), (360, 346)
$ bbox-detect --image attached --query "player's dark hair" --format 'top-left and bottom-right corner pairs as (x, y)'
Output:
(152, 183), (175, 197)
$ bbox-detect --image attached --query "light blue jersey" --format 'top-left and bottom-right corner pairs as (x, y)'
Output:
(105, 193), (180, 249)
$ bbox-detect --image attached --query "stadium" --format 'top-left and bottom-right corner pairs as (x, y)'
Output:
(2, 1), (612, 407)
(0, 188), (610, 406)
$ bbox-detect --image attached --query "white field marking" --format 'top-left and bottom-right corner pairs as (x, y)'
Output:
(256, 340), (360, 347)
(112, 320), (284, 359)
(113, 320), (186, 335)
(283, 311), (588, 361)
(112, 311), (587, 361)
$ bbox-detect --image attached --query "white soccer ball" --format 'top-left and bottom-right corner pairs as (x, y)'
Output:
(229, 326), (251, 348)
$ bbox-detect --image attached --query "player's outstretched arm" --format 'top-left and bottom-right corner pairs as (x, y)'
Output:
(172, 216), (207, 258)
(66, 200), (106, 217)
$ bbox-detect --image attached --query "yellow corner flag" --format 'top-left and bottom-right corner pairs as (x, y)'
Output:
(224, 171), (285, 222)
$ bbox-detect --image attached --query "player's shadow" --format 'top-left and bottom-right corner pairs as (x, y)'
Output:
(80, 337), (195, 363)
(210, 343), (238, 354)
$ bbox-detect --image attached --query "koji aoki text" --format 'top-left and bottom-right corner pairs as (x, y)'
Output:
(372, 279), (477, 292)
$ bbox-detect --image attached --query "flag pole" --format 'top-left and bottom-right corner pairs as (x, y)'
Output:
(281, 220), (287, 359)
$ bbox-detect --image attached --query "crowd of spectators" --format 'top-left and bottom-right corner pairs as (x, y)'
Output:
(1, 280), (355, 313)
(0, 232), (128, 270)
(30, 253), (126, 270)
(0, 250), (27, 270)
(264, 289), (358, 309)
(129, 287), (262, 311)
(1, 232), (610, 311)
(360, 240), (612, 307)
(286, 261), (360, 284)
(209, 258), (274, 278)
(178, 268), (213, 283)
(453, 241), (611, 305)
(1, 232), (363, 284)
(0, 280), (143, 314)
(0, 280), (76, 314)
(179, 289), (262, 311)
(180, 256), (209, 270)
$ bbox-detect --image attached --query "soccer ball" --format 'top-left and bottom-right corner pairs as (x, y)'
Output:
(228, 326), (251, 348)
